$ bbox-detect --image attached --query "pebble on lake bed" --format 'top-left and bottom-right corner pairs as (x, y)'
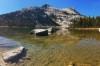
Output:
(23, 57), (31, 60)
(68, 62), (75, 66)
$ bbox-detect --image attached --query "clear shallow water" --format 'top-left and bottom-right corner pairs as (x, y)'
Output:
(0, 36), (22, 49)
(0, 28), (100, 66)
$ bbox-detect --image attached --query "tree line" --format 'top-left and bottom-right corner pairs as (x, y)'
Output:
(70, 16), (100, 28)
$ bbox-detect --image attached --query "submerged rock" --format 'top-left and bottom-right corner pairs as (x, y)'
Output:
(68, 62), (75, 66)
(2, 46), (24, 62)
(23, 57), (31, 60)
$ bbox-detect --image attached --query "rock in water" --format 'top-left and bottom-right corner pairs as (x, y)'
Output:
(2, 46), (24, 62)
(68, 62), (75, 66)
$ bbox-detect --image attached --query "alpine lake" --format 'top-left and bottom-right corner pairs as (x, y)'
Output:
(0, 27), (100, 66)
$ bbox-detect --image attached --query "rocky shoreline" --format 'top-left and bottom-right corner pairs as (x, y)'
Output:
(2, 46), (24, 62)
(0, 46), (25, 66)
(70, 28), (100, 30)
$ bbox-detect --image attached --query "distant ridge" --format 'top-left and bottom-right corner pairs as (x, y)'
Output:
(0, 4), (84, 27)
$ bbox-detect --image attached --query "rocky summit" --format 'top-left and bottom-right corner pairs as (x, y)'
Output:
(0, 4), (84, 28)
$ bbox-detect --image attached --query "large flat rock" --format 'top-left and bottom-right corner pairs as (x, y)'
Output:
(2, 46), (24, 62)
(0, 36), (25, 65)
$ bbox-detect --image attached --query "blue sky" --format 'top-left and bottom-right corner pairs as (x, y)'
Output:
(0, 0), (100, 17)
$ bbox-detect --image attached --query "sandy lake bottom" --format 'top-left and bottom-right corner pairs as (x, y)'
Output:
(0, 28), (100, 66)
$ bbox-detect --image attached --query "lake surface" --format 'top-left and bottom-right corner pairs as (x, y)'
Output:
(0, 36), (22, 49)
(0, 27), (100, 66)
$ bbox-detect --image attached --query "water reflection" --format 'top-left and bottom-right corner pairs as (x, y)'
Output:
(56, 28), (70, 36)
(0, 28), (100, 65)
(0, 36), (22, 49)
(79, 38), (96, 43)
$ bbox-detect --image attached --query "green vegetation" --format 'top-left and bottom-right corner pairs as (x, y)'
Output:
(70, 16), (100, 28)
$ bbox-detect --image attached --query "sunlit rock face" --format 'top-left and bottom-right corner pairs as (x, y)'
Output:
(0, 4), (84, 27)
(41, 4), (84, 28)
(60, 8), (80, 14)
